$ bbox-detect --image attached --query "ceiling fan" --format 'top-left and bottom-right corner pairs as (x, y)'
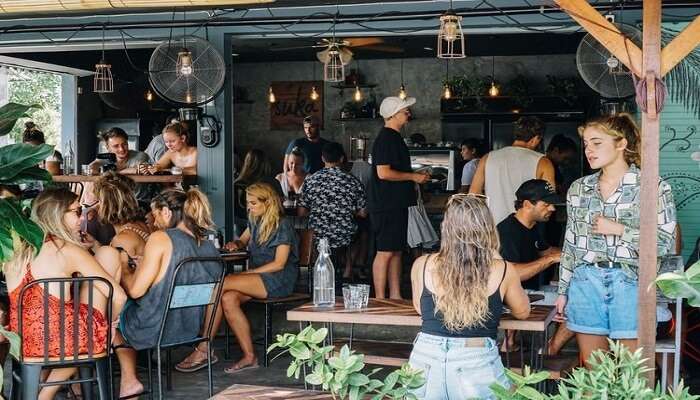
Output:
(271, 37), (403, 65)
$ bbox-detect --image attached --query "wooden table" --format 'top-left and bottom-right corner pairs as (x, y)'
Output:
(211, 384), (333, 399)
(287, 298), (556, 369)
(53, 174), (185, 183)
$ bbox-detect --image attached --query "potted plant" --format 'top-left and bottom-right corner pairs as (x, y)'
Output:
(268, 326), (425, 400)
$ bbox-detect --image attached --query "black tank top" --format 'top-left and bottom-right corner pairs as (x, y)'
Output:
(420, 255), (507, 339)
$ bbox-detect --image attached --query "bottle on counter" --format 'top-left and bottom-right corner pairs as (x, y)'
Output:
(312, 238), (335, 307)
(63, 140), (75, 175)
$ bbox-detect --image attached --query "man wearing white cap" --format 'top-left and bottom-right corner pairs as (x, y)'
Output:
(368, 96), (430, 299)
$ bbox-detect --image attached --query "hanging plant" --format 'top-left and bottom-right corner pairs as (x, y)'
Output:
(504, 75), (533, 109)
(663, 27), (700, 120)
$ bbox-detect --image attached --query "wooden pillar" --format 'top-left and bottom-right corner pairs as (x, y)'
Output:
(638, 0), (661, 383)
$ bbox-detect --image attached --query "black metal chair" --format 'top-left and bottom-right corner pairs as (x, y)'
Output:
(146, 256), (226, 400)
(11, 276), (114, 400)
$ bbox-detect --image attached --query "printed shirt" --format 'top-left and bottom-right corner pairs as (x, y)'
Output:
(298, 166), (367, 248)
(558, 165), (676, 295)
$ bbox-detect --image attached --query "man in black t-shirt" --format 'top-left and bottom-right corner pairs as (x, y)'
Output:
(497, 179), (562, 290)
(283, 116), (330, 174)
(368, 96), (429, 299)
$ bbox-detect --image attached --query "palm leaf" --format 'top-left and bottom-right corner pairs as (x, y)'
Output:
(662, 27), (700, 119)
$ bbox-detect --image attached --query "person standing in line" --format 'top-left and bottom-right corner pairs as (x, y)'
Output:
(556, 114), (676, 366)
(459, 138), (481, 192)
(368, 96), (429, 299)
(469, 116), (555, 224)
(283, 116), (330, 174)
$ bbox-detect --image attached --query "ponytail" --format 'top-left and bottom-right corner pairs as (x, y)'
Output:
(151, 188), (214, 244)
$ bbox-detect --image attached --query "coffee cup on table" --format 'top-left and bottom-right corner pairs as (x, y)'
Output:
(45, 160), (62, 175)
(171, 166), (183, 175)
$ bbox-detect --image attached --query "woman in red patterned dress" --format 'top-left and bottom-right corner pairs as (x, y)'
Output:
(4, 187), (127, 400)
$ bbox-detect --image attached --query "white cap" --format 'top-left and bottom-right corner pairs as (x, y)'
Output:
(379, 96), (416, 119)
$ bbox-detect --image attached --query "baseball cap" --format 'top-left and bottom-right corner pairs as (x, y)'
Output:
(515, 179), (563, 205)
(379, 96), (416, 119)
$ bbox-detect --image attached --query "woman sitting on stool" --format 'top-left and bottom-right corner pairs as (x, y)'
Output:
(176, 182), (299, 374)
(409, 194), (530, 400)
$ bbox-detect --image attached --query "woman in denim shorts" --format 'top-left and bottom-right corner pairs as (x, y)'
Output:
(556, 114), (676, 366)
(408, 194), (530, 399)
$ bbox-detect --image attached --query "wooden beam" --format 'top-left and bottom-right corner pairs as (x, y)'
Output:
(639, 0), (661, 386)
(660, 15), (700, 77)
(554, 0), (643, 77)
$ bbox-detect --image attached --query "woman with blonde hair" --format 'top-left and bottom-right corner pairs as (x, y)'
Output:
(176, 182), (298, 374)
(113, 188), (223, 398)
(6, 188), (126, 400)
(93, 172), (150, 266)
(147, 122), (198, 175)
(556, 113), (676, 366)
(409, 194), (530, 400)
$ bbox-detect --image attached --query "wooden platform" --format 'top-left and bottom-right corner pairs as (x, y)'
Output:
(211, 384), (333, 399)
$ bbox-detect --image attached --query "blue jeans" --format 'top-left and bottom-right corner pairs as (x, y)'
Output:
(408, 332), (510, 400)
(565, 264), (638, 339)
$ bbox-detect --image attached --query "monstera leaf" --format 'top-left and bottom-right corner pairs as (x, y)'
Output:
(656, 261), (700, 307)
(0, 198), (44, 262)
(0, 143), (54, 182)
(0, 102), (41, 137)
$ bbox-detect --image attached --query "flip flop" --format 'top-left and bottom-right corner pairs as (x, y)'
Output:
(174, 352), (219, 373)
(223, 362), (260, 374)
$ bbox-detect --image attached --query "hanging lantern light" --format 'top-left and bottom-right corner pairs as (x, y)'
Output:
(268, 86), (276, 103)
(145, 89), (153, 101)
(324, 45), (345, 82)
(94, 23), (114, 93)
(437, 2), (465, 59)
(177, 48), (194, 77)
(310, 86), (320, 101)
(353, 84), (362, 102)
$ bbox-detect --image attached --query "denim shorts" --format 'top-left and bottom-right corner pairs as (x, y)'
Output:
(408, 332), (510, 400)
(565, 264), (638, 339)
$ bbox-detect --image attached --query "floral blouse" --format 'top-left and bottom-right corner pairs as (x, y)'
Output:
(558, 165), (677, 295)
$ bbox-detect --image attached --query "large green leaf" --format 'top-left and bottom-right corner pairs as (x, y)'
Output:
(8, 166), (53, 185)
(0, 143), (54, 183)
(0, 198), (44, 263)
(0, 102), (41, 137)
(656, 261), (700, 307)
(0, 224), (14, 261)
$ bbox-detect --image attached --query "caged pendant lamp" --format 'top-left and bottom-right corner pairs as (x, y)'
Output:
(324, 45), (345, 82)
(437, 0), (465, 59)
(94, 23), (114, 93)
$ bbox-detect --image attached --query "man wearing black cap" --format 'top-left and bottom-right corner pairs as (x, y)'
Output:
(283, 116), (330, 174)
(497, 179), (562, 290)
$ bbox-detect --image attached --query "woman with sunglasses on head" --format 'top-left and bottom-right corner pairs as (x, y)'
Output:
(409, 194), (530, 400)
(112, 188), (222, 398)
(556, 114), (676, 367)
(5, 188), (126, 400)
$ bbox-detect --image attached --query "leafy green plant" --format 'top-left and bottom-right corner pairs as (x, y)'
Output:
(0, 325), (21, 397)
(268, 326), (425, 400)
(656, 260), (700, 307)
(490, 340), (698, 400)
(0, 102), (41, 137)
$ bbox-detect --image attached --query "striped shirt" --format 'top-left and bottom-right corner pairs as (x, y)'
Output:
(558, 165), (676, 295)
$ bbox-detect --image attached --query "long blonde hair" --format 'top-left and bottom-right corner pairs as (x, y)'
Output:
(150, 188), (214, 244)
(578, 113), (641, 167)
(433, 194), (499, 332)
(94, 172), (141, 225)
(245, 183), (283, 245)
(3, 188), (81, 277)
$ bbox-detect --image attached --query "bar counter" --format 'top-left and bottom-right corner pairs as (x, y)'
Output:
(52, 174), (187, 184)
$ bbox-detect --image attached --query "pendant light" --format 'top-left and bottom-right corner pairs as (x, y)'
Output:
(268, 86), (276, 103)
(145, 89), (153, 101)
(324, 45), (345, 82)
(353, 82), (362, 102)
(488, 56), (499, 97)
(310, 62), (320, 101)
(93, 23), (113, 93)
(442, 60), (452, 100)
(398, 58), (407, 100)
(437, 0), (465, 59)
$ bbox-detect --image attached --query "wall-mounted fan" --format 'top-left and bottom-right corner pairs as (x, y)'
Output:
(576, 23), (642, 99)
(149, 36), (225, 108)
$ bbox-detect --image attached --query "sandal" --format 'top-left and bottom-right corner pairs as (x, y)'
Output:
(174, 346), (218, 373)
(223, 360), (259, 374)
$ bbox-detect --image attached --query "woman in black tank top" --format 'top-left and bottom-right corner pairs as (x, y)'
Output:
(408, 194), (530, 400)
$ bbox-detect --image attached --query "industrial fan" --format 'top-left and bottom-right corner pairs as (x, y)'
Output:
(576, 23), (642, 99)
(149, 36), (226, 112)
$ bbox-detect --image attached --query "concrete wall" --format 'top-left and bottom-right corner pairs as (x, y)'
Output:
(232, 54), (578, 171)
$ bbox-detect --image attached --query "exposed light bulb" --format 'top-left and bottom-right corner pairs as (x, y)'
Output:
(268, 86), (276, 103)
(310, 86), (320, 101)
(489, 82), (499, 97)
(145, 89), (153, 101)
(177, 49), (194, 77)
(398, 84), (407, 100)
(185, 91), (192, 103)
(443, 20), (459, 42)
(353, 85), (362, 102)
(443, 85), (452, 100)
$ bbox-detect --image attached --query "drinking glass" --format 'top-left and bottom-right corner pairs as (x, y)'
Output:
(81, 164), (92, 176)
(171, 166), (183, 175)
(355, 284), (370, 308)
(343, 285), (363, 309)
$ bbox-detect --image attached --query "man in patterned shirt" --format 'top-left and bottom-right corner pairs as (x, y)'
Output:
(298, 142), (368, 278)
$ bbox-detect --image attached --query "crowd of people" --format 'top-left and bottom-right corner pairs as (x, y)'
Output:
(0, 96), (680, 399)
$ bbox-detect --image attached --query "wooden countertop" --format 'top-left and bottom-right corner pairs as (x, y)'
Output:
(52, 174), (186, 183)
